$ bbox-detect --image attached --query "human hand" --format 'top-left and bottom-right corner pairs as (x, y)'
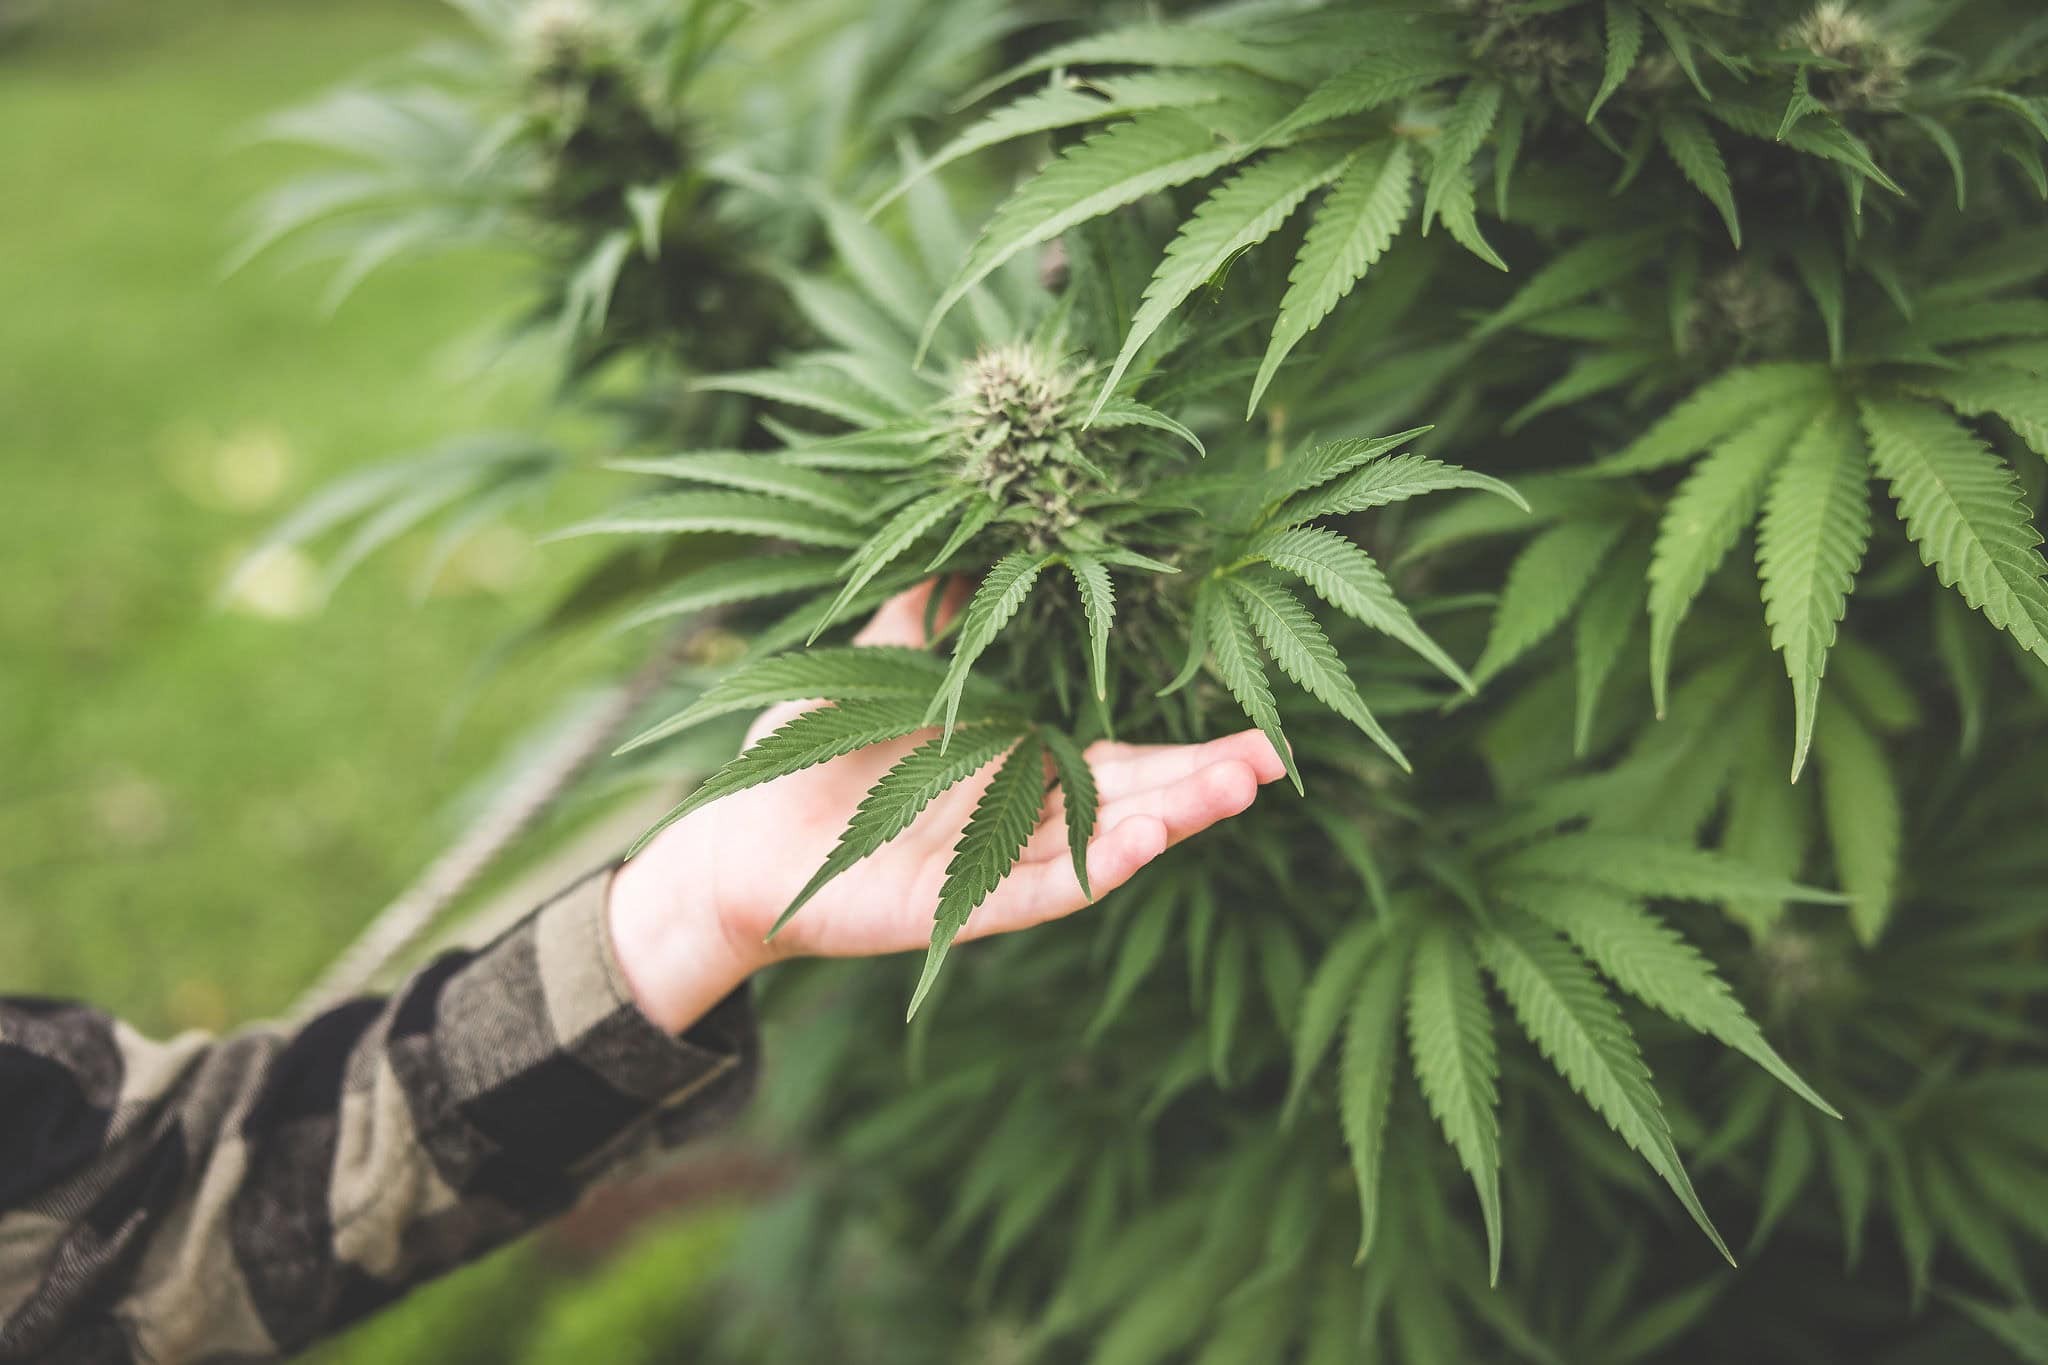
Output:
(607, 580), (1288, 1032)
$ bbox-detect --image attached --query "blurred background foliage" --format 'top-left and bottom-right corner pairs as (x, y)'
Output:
(1, 2), (762, 1355)
(0, 0), (624, 1030)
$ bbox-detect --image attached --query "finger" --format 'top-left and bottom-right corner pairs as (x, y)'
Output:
(1023, 756), (1259, 863)
(960, 814), (1170, 942)
(1086, 730), (1289, 800)
(853, 577), (969, 648)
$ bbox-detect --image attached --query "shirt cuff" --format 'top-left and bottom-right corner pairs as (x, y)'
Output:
(440, 863), (758, 1189)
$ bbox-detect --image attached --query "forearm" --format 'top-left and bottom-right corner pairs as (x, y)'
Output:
(0, 864), (755, 1364)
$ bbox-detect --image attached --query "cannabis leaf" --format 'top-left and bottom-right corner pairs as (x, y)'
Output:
(1285, 919), (1386, 1124)
(1249, 140), (1414, 415)
(1862, 398), (2048, 666)
(1473, 518), (1628, 686)
(551, 491), (865, 548)
(1407, 923), (1504, 1284)
(774, 723), (1024, 937)
(1249, 524), (1472, 692)
(1278, 454), (1526, 527)
(1756, 401), (1872, 781)
(613, 552), (846, 632)
(1341, 939), (1409, 1263)
(1228, 573), (1409, 772)
(1505, 882), (1836, 1116)
(1422, 80), (1502, 233)
(1498, 832), (1848, 906)
(1587, 0), (1643, 123)
(1064, 552), (1117, 702)
(632, 699), (935, 854)
(618, 647), (951, 753)
(910, 732), (1047, 1018)
(1478, 910), (1732, 1266)
(1201, 583), (1304, 794)
(1647, 405), (1812, 714)
(1091, 142), (1355, 419)
(1585, 365), (1830, 476)
(1814, 703), (1902, 945)
(813, 488), (973, 642)
(1042, 727), (1099, 900)
(923, 111), (1247, 358)
(1658, 111), (1742, 247)
(929, 551), (1050, 745)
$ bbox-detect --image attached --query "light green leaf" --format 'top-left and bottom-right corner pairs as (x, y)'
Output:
(617, 647), (949, 753)
(1924, 369), (2048, 458)
(634, 699), (933, 852)
(1422, 80), (1502, 231)
(1647, 405), (1813, 714)
(606, 452), (866, 517)
(1789, 237), (1845, 364)
(1090, 397), (1206, 454)
(1572, 545), (1642, 754)
(910, 733), (1048, 1018)
(1250, 140), (1414, 414)
(1086, 887), (1174, 1043)
(1260, 48), (1465, 147)
(1043, 728), (1100, 901)
(696, 363), (911, 426)
(1756, 401), (1872, 781)
(1090, 143), (1356, 420)
(966, 23), (1302, 106)
(774, 725), (1023, 937)
(1263, 428), (1434, 505)
(612, 552), (845, 633)
(923, 111), (1246, 357)
(1201, 584), (1304, 793)
(1507, 349), (1658, 433)
(1473, 518), (1627, 686)
(1228, 574), (1409, 772)
(1285, 919), (1386, 1124)
(1861, 397), (2048, 663)
(1813, 703), (1901, 946)
(928, 551), (1050, 744)
(1250, 524), (1472, 692)
(1280, 454), (1526, 526)
(1065, 553), (1117, 702)
(1475, 231), (1660, 338)
(1587, 0), (1643, 122)
(1341, 940), (1409, 1262)
(1584, 364), (1830, 475)
(1505, 882), (1836, 1117)
(812, 488), (973, 643)
(1427, 156), (1508, 271)
(548, 491), (864, 548)
(1407, 923), (1504, 1284)
(1498, 832), (1848, 905)
(1479, 911), (1731, 1265)
(876, 72), (1246, 211)
(1658, 111), (1741, 246)
(819, 198), (930, 335)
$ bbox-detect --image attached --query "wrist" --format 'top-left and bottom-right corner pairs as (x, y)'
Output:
(605, 837), (763, 1034)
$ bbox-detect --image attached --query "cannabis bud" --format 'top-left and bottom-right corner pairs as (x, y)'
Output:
(515, 0), (622, 86)
(1790, 2), (1911, 110)
(951, 344), (1110, 546)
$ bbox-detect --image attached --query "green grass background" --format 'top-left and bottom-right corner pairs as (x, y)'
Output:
(1, 3), (738, 1355)
(0, 0), (604, 1031)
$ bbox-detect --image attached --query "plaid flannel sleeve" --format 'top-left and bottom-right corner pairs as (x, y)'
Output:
(0, 863), (757, 1364)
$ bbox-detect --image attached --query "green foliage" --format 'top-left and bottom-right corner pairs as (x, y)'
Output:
(258, 0), (2048, 1359)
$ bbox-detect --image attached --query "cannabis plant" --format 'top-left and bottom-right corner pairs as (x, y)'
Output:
(260, 1), (2048, 1360)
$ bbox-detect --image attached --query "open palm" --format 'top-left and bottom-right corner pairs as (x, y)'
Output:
(648, 581), (1288, 967)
